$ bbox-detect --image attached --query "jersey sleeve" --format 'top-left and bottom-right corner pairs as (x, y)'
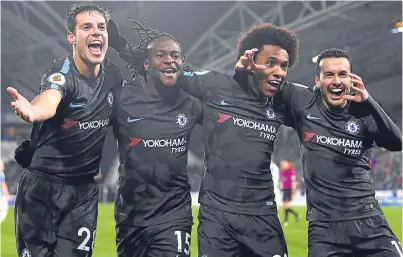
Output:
(357, 96), (402, 151)
(280, 81), (312, 111)
(193, 97), (203, 125)
(39, 57), (73, 99)
(178, 70), (225, 100)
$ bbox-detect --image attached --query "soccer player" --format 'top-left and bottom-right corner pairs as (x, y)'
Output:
(7, 3), (123, 257)
(109, 21), (202, 257)
(109, 22), (299, 257)
(239, 47), (403, 256)
(279, 160), (299, 227)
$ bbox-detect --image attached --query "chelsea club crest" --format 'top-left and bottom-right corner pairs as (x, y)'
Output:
(266, 107), (276, 120)
(176, 113), (188, 128)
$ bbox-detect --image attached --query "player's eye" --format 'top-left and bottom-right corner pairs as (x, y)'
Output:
(266, 61), (275, 67)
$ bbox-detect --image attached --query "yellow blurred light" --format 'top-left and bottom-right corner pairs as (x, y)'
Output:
(312, 55), (318, 63)
(396, 21), (402, 28)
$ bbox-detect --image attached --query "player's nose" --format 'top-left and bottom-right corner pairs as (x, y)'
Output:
(273, 66), (286, 79)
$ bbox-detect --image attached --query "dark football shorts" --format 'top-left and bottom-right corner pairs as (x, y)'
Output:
(197, 204), (288, 257)
(15, 169), (99, 257)
(282, 189), (292, 202)
(116, 217), (193, 257)
(308, 214), (403, 257)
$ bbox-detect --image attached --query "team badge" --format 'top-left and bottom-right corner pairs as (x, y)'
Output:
(107, 91), (114, 106)
(21, 249), (31, 257)
(266, 107), (276, 119)
(48, 72), (66, 86)
(176, 113), (188, 128)
(345, 120), (360, 134)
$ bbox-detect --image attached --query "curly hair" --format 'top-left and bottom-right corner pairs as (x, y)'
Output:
(236, 23), (300, 68)
(65, 2), (110, 33)
(122, 17), (184, 79)
(315, 48), (353, 76)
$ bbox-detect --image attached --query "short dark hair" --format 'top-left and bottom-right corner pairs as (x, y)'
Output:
(315, 48), (353, 76)
(65, 3), (110, 33)
(123, 19), (183, 79)
(236, 23), (300, 68)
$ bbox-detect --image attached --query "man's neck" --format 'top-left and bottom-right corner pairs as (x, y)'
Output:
(73, 52), (100, 78)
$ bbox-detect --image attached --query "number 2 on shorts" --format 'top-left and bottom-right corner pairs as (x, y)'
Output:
(77, 227), (96, 252)
(174, 230), (190, 255)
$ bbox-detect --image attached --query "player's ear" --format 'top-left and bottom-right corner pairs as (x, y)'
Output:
(314, 75), (321, 88)
(144, 59), (149, 71)
(67, 31), (76, 46)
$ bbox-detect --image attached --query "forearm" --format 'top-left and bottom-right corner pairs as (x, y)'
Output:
(117, 41), (137, 66)
(30, 93), (60, 121)
(365, 96), (402, 150)
(232, 69), (250, 85)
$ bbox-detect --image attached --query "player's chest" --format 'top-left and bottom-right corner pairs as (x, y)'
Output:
(119, 99), (198, 139)
(67, 77), (115, 116)
(205, 94), (284, 140)
(296, 108), (367, 155)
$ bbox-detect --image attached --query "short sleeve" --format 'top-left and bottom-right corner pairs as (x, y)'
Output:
(39, 57), (72, 99)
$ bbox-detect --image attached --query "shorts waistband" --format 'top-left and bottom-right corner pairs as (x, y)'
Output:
(25, 168), (95, 185)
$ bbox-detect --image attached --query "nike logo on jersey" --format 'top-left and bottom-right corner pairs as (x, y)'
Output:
(220, 100), (230, 106)
(69, 102), (86, 108)
(307, 114), (321, 120)
(127, 117), (144, 123)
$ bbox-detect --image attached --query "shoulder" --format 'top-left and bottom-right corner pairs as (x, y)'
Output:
(103, 58), (123, 83)
(45, 56), (71, 74)
(103, 58), (121, 73)
(283, 81), (313, 93)
(183, 69), (232, 81)
(41, 56), (73, 88)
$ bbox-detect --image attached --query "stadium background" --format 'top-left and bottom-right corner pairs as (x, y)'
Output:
(1, 1), (402, 256)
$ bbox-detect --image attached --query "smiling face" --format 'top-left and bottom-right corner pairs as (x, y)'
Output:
(315, 57), (353, 108)
(253, 44), (289, 97)
(144, 36), (183, 86)
(67, 10), (108, 67)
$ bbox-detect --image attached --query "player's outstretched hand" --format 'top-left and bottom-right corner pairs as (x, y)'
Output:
(7, 87), (35, 123)
(342, 73), (369, 103)
(108, 18), (128, 52)
(236, 48), (261, 71)
(235, 48), (267, 81)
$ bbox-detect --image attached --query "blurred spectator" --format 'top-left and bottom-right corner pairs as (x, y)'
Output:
(0, 160), (10, 223)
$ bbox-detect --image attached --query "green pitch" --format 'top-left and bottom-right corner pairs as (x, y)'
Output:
(1, 204), (401, 257)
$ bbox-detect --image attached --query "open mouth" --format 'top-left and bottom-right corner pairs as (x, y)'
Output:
(329, 87), (345, 100)
(267, 80), (281, 88)
(264, 80), (282, 93)
(88, 40), (103, 55)
(160, 67), (177, 76)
